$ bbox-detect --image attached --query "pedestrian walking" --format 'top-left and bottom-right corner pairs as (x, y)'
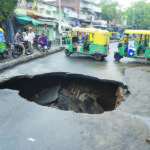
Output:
(28, 27), (35, 54)
(43, 24), (51, 50)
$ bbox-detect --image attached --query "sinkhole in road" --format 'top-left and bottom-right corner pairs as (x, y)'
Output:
(0, 73), (130, 114)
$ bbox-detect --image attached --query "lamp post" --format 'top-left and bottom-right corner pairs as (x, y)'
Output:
(59, 0), (62, 46)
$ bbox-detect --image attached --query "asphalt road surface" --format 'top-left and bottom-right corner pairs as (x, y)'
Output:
(0, 42), (150, 150)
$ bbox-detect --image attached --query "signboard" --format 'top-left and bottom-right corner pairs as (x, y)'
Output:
(76, 21), (79, 26)
(15, 8), (27, 16)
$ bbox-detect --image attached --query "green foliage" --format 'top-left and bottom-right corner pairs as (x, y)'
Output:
(0, 0), (36, 22)
(26, 0), (33, 2)
(0, 0), (18, 22)
(126, 0), (150, 29)
(98, 0), (119, 23)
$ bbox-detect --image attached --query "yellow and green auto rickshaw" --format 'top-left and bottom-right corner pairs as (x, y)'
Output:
(65, 27), (110, 61)
(114, 30), (150, 61)
(110, 32), (119, 40)
(62, 31), (71, 45)
(0, 28), (9, 58)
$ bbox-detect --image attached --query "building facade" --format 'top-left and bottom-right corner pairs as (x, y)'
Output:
(15, 0), (61, 40)
(47, 0), (107, 28)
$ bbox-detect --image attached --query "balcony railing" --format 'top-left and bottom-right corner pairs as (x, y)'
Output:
(80, 2), (92, 9)
(79, 14), (87, 20)
(92, 6), (102, 13)
(35, 10), (55, 19)
(68, 12), (78, 18)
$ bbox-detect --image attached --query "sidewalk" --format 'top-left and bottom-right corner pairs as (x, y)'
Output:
(0, 46), (65, 71)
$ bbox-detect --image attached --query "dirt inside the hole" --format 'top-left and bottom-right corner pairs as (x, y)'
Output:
(0, 72), (130, 114)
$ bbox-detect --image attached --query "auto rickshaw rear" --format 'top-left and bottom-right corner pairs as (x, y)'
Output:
(114, 30), (150, 61)
(0, 28), (9, 58)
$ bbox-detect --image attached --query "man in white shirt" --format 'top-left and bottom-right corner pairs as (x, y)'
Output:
(28, 27), (35, 53)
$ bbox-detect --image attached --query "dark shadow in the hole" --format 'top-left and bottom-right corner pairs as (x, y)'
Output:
(0, 72), (130, 114)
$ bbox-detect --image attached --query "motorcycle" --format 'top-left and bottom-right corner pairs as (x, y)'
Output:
(12, 41), (32, 58)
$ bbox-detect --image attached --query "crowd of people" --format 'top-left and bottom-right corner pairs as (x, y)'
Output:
(14, 24), (51, 56)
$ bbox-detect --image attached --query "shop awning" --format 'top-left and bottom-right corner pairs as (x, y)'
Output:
(15, 16), (40, 26)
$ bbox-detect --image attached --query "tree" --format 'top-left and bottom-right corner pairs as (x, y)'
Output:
(0, 0), (35, 22)
(0, 0), (18, 22)
(0, 0), (35, 42)
(98, 0), (119, 24)
(126, 0), (150, 29)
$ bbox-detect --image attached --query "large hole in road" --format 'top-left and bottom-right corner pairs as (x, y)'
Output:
(0, 73), (130, 114)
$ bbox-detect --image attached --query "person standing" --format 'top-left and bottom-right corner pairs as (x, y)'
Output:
(15, 30), (25, 56)
(23, 32), (28, 41)
(28, 27), (35, 54)
(43, 24), (51, 50)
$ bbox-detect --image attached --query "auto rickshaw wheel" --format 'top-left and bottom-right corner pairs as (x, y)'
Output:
(94, 54), (103, 61)
(1, 51), (8, 58)
(65, 49), (71, 56)
(114, 53), (122, 61)
(147, 58), (150, 61)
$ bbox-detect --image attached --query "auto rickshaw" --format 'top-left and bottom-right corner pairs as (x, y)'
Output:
(110, 32), (119, 40)
(65, 27), (110, 61)
(114, 30), (150, 61)
(0, 28), (9, 58)
(62, 31), (71, 45)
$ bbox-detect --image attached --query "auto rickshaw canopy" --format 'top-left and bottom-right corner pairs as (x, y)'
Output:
(124, 30), (150, 35)
(72, 27), (109, 34)
(72, 27), (96, 33)
(0, 28), (4, 33)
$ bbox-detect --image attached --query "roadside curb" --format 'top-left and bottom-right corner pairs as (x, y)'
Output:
(0, 47), (65, 71)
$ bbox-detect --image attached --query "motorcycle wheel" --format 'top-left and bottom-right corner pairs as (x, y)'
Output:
(12, 47), (22, 58)
(25, 48), (32, 55)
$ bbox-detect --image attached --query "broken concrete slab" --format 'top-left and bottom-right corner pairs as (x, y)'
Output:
(34, 85), (61, 105)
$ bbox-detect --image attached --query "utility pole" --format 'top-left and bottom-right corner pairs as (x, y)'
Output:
(78, 0), (81, 27)
(59, 0), (62, 46)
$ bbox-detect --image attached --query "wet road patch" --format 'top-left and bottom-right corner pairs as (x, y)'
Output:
(0, 73), (129, 114)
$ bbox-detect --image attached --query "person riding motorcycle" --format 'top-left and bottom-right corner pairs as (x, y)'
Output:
(14, 30), (26, 56)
